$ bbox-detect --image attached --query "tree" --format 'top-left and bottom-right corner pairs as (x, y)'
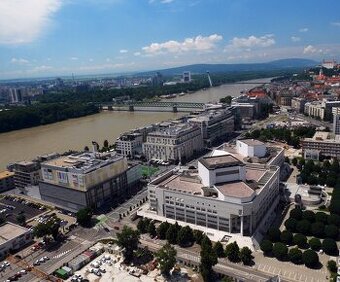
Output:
(194, 230), (204, 245)
(200, 235), (217, 282)
(239, 246), (252, 265)
(225, 242), (240, 263)
(280, 230), (293, 245)
(328, 214), (340, 226)
(322, 238), (338, 256)
(157, 221), (170, 240)
(308, 238), (321, 251)
(177, 226), (194, 247)
(33, 223), (51, 238)
(288, 247), (303, 264)
(324, 225), (339, 240)
(302, 250), (319, 268)
(292, 158), (298, 166)
(302, 210), (315, 223)
(76, 208), (92, 227)
(267, 227), (281, 242)
(299, 158), (305, 167)
(213, 241), (225, 258)
(116, 225), (140, 262)
(260, 240), (273, 255)
(137, 218), (147, 234)
(285, 157), (291, 164)
(273, 242), (288, 260)
(310, 222), (324, 238)
(293, 233), (307, 248)
(296, 220), (311, 235)
(148, 221), (157, 237)
(166, 224), (178, 244)
(290, 208), (303, 220)
(155, 243), (177, 276)
(284, 218), (297, 232)
(103, 139), (109, 149)
(327, 260), (337, 273)
(16, 214), (26, 226)
(315, 212), (328, 224)
(84, 146), (89, 151)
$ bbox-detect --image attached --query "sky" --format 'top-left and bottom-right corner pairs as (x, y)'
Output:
(0, 0), (340, 79)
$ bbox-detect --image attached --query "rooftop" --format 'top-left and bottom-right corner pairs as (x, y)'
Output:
(239, 139), (265, 146)
(215, 181), (255, 198)
(0, 223), (29, 245)
(0, 170), (14, 180)
(199, 155), (244, 170)
(148, 123), (197, 138)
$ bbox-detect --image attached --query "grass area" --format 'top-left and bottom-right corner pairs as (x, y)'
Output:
(140, 165), (159, 177)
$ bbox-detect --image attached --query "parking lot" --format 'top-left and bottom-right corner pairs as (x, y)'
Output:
(0, 196), (46, 225)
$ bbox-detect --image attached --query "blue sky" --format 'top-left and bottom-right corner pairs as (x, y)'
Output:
(0, 0), (340, 79)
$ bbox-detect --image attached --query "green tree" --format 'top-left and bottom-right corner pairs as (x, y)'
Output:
(260, 240), (273, 255)
(322, 238), (338, 256)
(213, 241), (225, 258)
(302, 250), (319, 268)
(16, 214), (26, 226)
(166, 224), (178, 244)
(308, 237), (322, 251)
(324, 225), (339, 240)
(299, 158), (305, 167)
(302, 210), (315, 222)
(267, 227), (281, 242)
(328, 214), (340, 226)
(292, 158), (298, 166)
(296, 220), (311, 235)
(157, 221), (170, 240)
(239, 246), (253, 265)
(193, 230), (204, 245)
(288, 247), (303, 264)
(155, 243), (177, 276)
(315, 212), (328, 224)
(284, 218), (297, 232)
(327, 260), (337, 273)
(280, 230), (293, 245)
(76, 207), (92, 227)
(200, 235), (217, 282)
(84, 146), (89, 151)
(225, 242), (240, 262)
(290, 208), (303, 220)
(311, 222), (324, 238)
(285, 157), (291, 164)
(148, 221), (157, 237)
(273, 242), (288, 260)
(137, 218), (147, 234)
(293, 233), (307, 248)
(116, 225), (140, 263)
(103, 139), (109, 149)
(177, 226), (194, 247)
(33, 222), (51, 238)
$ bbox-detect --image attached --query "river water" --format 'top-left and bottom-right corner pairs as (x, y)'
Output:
(0, 78), (272, 169)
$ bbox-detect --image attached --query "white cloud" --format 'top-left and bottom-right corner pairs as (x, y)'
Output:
(11, 58), (30, 64)
(291, 36), (301, 42)
(134, 52), (141, 56)
(142, 34), (222, 55)
(331, 22), (340, 27)
(226, 34), (275, 49)
(32, 65), (53, 72)
(303, 45), (323, 54)
(149, 0), (174, 3)
(0, 0), (62, 45)
(119, 49), (128, 53)
(89, 58), (94, 62)
(70, 57), (79, 61)
(299, 28), (308, 32)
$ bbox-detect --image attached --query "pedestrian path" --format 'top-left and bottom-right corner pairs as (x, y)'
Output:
(52, 249), (71, 259)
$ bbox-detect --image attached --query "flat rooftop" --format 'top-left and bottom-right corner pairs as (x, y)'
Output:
(0, 170), (14, 180)
(215, 181), (255, 198)
(158, 173), (203, 195)
(0, 223), (29, 245)
(199, 155), (244, 170)
(239, 139), (265, 146)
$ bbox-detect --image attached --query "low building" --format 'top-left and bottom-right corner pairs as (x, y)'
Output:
(39, 151), (133, 212)
(142, 122), (203, 163)
(304, 100), (340, 121)
(0, 171), (15, 192)
(188, 109), (234, 146)
(147, 144), (280, 236)
(10, 161), (41, 190)
(0, 223), (33, 259)
(291, 97), (306, 113)
(302, 131), (340, 160)
(116, 132), (143, 158)
(231, 103), (255, 119)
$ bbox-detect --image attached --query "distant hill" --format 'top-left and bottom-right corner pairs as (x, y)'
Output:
(139, 58), (317, 76)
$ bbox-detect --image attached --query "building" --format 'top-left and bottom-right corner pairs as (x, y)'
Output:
(142, 122), (203, 163)
(291, 97), (306, 113)
(322, 60), (337, 69)
(39, 151), (133, 212)
(0, 171), (15, 192)
(147, 151), (280, 236)
(188, 109), (234, 146)
(182, 71), (191, 83)
(304, 100), (340, 121)
(0, 223), (33, 259)
(333, 107), (340, 135)
(116, 132), (143, 158)
(302, 131), (340, 160)
(231, 103), (255, 119)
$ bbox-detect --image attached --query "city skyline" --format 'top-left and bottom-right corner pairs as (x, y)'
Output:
(0, 0), (340, 79)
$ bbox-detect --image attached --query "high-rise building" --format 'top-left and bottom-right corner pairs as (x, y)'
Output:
(182, 71), (191, 83)
(333, 107), (340, 135)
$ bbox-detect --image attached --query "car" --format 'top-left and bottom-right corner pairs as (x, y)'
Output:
(99, 268), (106, 273)
(39, 257), (45, 263)
(43, 256), (49, 261)
(33, 260), (40, 266)
(4, 261), (10, 267)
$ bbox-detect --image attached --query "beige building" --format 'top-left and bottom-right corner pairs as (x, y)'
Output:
(10, 161), (41, 189)
(0, 171), (15, 192)
(291, 97), (306, 113)
(143, 122), (203, 163)
(116, 132), (143, 157)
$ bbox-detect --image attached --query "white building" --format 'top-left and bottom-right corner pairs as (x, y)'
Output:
(142, 123), (203, 163)
(182, 71), (191, 83)
(236, 139), (266, 158)
(0, 223), (33, 259)
(147, 146), (280, 236)
(116, 133), (143, 157)
(322, 60), (336, 69)
(333, 107), (340, 135)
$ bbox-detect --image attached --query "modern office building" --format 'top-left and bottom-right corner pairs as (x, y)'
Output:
(0, 171), (15, 192)
(182, 71), (191, 83)
(116, 132), (143, 158)
(188, 109), (234, 146)
(147, 140), (280, 236)
(304, 100), (340, 121)
(142, 122), (203, 163)
(333, 107), (340, 135)
(302, 131), (340, 160)
(39, 151), (132, 212)
(0, 223), (33, 259)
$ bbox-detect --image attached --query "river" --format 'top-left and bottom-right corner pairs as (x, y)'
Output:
(0, 77), (272, 169)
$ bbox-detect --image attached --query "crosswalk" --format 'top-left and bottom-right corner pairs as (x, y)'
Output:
(52, 249), (71, 259)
